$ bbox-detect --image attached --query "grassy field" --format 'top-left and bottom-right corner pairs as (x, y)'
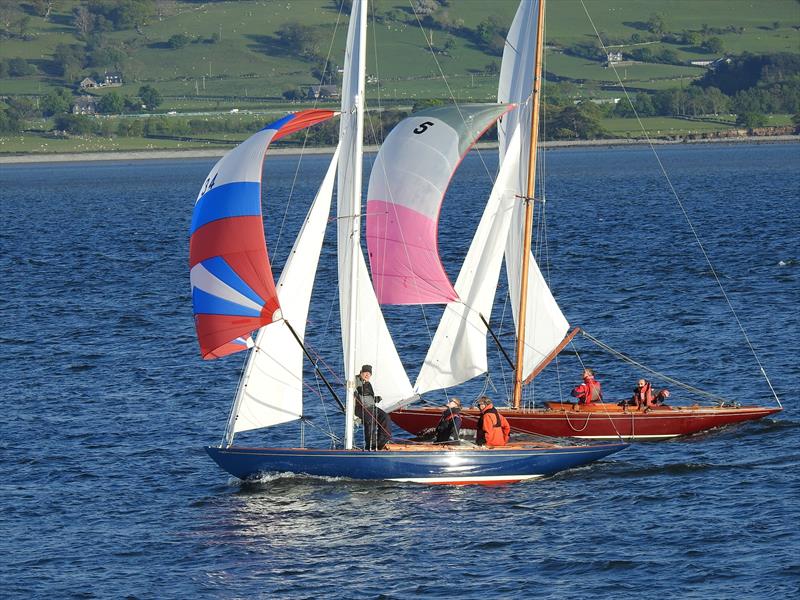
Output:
(600, 116), (733, 136)
(600, 113), (795, 137)
(6, 113), (796, 156)
(0, 133), (229, 154)
(1, 1), (797, 155)
(2, 0), (798, 101)
(543, 52), (707, 88)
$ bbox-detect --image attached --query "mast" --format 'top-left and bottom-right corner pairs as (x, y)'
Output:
(342, 0), (367, 449)
(512, 0), (546, 410)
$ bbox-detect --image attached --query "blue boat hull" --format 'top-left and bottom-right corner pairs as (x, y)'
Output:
(206, 443), (628, 484)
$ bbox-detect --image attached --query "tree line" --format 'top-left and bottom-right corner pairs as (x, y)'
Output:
(2, 62), (797, 140)
(610, 52), (800, 126)
(0, 85), (163, 134)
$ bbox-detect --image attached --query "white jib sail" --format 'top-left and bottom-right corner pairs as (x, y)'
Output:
(231, 148), (340, 433)
(412, 130), (522, 398)
(499, 0), (569, 380)
(337, 0), (413, 435)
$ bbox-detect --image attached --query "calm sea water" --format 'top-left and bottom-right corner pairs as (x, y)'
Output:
(1, 142), (798, 599)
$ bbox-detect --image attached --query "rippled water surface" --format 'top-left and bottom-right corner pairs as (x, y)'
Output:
(1, 142), (798, 599)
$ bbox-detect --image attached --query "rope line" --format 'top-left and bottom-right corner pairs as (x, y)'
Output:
(579, 0), (780, 409)
(273, 3), (345, 263)
(580, 330), (734, 405)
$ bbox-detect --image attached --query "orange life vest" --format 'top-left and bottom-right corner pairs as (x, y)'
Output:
(476, 406), (511, 446)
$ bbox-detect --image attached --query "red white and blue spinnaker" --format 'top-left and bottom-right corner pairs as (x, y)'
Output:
(189, 110), (335, 359)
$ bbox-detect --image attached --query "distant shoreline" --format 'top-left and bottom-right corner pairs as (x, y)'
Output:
(1, 134), (797, 164)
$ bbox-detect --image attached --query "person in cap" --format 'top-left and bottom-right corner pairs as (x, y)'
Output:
(434, 397), (462, 443)
(354, 364), (392, 450)
(475, 396), (510, 447)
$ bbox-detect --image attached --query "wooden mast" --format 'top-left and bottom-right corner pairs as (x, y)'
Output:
(512, 0), (546, 410)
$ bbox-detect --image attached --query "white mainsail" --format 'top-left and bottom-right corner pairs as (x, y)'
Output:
(337, 0), (413, 444)
(499, 0), (569, 381)
(230, 149), (340, 434)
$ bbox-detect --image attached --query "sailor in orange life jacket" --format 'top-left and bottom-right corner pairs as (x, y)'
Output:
(571, 368), (603, 405)
(475, 396), (511, 447)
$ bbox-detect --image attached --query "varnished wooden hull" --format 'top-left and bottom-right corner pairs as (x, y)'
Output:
(390, 404), (782, 441)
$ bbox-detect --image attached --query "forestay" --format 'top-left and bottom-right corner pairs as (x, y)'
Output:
(366, 104), (513, 305)
(189, 109), (335, 360)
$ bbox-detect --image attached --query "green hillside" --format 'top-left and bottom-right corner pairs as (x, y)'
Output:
(1, 0), (798, 154)
(1, 0), (798, 102)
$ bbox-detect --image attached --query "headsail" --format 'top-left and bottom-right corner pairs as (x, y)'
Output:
(366, 104), (513, 305)
(499, 0), (569, 381)
(229, 148), (340, 434)
(190, 109), (335, 359)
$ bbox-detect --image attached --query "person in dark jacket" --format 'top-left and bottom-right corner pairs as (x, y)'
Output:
(571, 368), (603, 404)
(354, 364), (392, 450)
(434, 397), (462, 443)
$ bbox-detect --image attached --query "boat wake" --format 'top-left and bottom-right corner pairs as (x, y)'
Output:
(600, 461), (738, 479)
(235, 472), (350, 486)
(678, 416), (795, 442)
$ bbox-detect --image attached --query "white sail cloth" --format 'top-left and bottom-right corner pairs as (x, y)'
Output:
(337, 0), (414, 414)
(232, 149), (339, 433)
(498, 0), (569, 381)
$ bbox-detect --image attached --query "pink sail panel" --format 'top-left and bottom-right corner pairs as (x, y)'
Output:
(366, 200), (457, 304)
(190, 109), (335, 359)
(366, 104), (513, 305)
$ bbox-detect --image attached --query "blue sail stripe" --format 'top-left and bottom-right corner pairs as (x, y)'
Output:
(192, 287), (262, 318)
(260, 113), (295, 133)
(191, 181), (261, 234)
(201, 257), (265, 307)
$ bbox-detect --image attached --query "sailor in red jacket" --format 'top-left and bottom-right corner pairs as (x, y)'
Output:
(571, 368), (603, 404)
(475, 396), (511, 446)
(631, 379), (654, 410)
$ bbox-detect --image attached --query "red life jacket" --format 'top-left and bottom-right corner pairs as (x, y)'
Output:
(632, 382), (654, 408)
(586, 378), (602, 403)
(572, 376), (602, 404)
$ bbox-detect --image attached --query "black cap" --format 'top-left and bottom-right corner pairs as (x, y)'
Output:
(360, 364), (372, 374)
